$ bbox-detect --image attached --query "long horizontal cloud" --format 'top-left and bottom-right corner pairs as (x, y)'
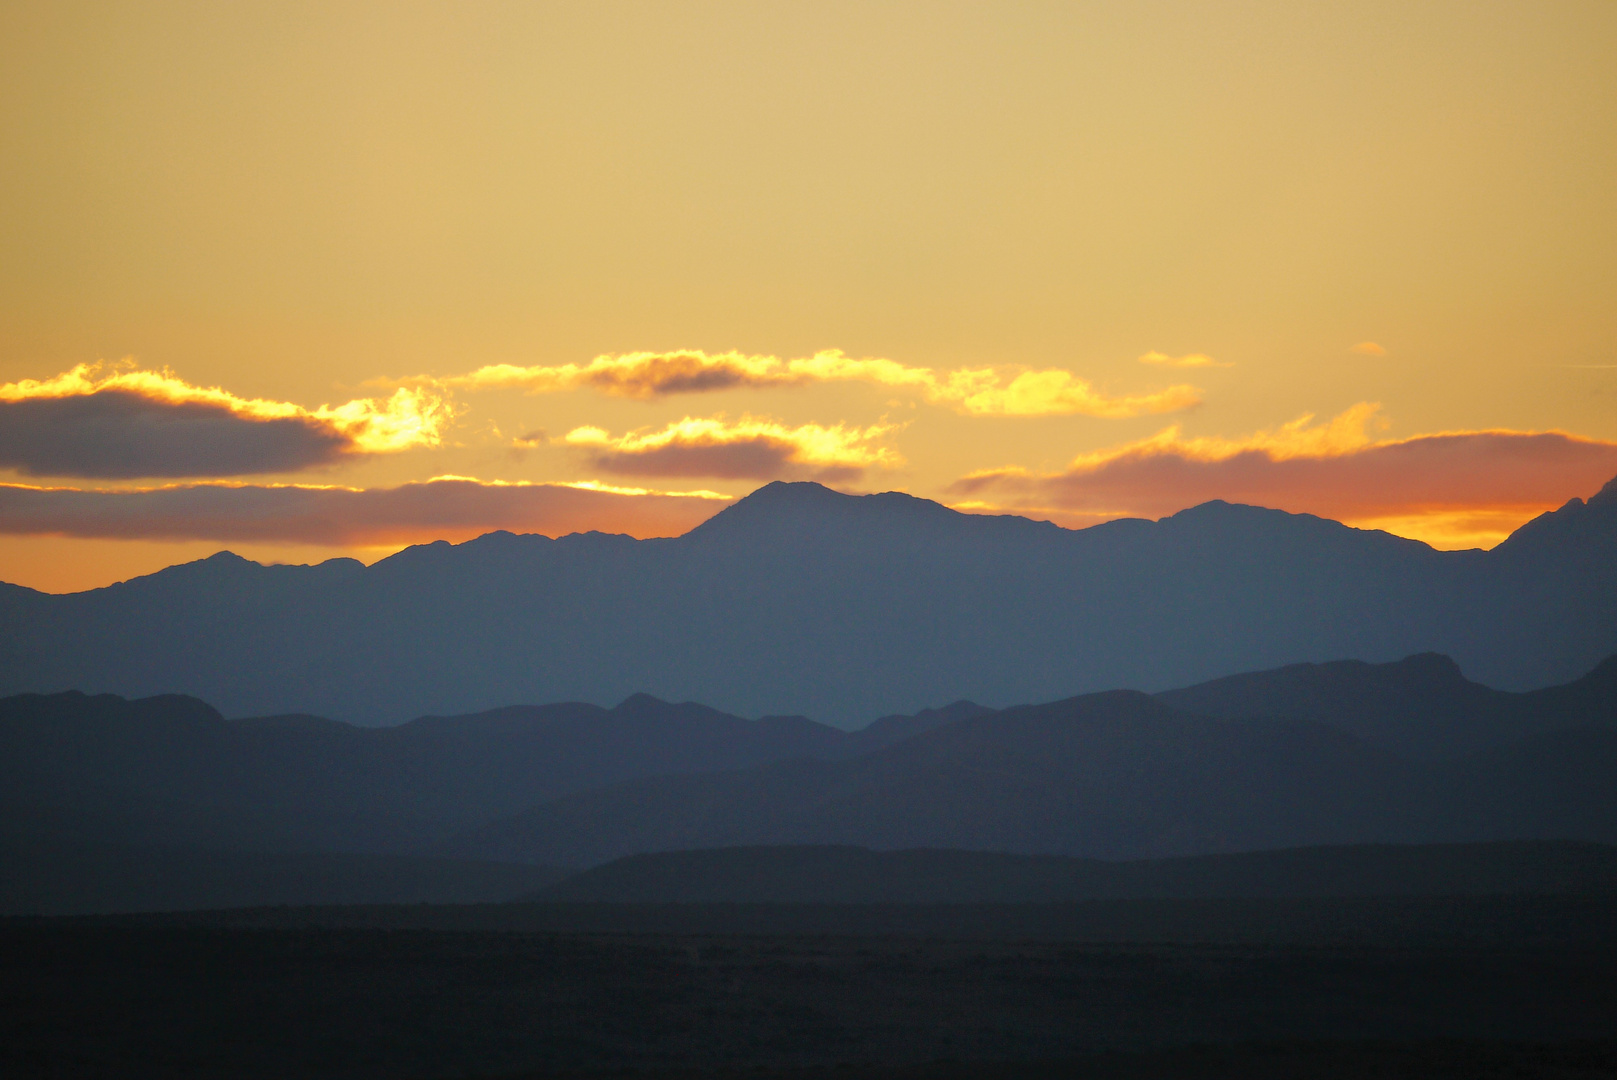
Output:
(0, 364), (448, 478)
(431, 349), (1199, 418)
(1138, 351), (1231, 368)
(0, 477), (728, 546)
(562, 416), (900, 481)
(948, 404), (1617, 547)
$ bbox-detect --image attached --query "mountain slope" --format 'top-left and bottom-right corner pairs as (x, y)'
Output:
(2, 477), (1614, 724)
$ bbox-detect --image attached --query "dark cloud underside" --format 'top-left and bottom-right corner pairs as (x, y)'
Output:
(0, 391), (350, 479)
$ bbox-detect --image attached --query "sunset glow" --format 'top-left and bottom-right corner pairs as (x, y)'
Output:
(1, 1), (1613, 590)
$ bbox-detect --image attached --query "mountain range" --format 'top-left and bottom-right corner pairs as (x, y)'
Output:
(2, 477), (1614, 725)
(4, 646), (1615, 912)
(0, 691), (981, 857)
(450, 669), (1617, 866)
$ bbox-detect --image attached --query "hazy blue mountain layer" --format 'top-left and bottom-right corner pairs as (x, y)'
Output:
(449, 676), (1617, 865)
(0, 690), (970, 856)
(5, 652), (1614, 871)
(2, 476), (1614, 725)
(4, 650), (1616, 912)
(1160, 651), (1617, 758)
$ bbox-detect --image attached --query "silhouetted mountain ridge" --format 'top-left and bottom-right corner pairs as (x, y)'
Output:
(3, 477), (1614, 723)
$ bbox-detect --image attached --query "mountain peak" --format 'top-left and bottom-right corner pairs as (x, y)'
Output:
(687, 482), (953, 540)
(684, 481), (1058, 547)
(1494, 472), (1617, 554)
(1386, 651), (1467, 685)
(615, 692), (672, 711)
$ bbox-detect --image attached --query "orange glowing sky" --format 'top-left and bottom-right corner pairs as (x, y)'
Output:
(2, 1), (1615, 592)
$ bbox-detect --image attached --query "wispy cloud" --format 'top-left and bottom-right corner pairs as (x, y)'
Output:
(947, 404), (1617, 548)
(0, 364), (448, 479)
(563, 416), (900, 481)
(424, 349), (1200, 419)
(0, 477), (728, 546)
(1350, 342), (1388, 356)
(1138, 351), (1231, 369)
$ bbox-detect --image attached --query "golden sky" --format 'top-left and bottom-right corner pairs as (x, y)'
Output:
(2, 1), (1615, 592)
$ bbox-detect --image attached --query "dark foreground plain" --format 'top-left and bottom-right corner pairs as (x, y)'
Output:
(7, 898), (1617, 1079)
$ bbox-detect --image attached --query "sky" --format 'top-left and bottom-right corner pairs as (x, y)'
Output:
(2, 0), (1615, 593)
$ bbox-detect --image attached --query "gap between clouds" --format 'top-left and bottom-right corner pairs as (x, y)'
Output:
(947, 404), (1617, 548)
(426, 349), (1203, 418)
(0, 477), (730, 547)
(0, 364), (449, 479)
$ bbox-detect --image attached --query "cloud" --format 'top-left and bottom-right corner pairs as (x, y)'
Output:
(0, 364), (448, 479)
(1138, 351), (1231, 368)
(563, 416), (901, 481)
(947, 404), (1617, 548)
(930, 368), (1200, 417)
(1350, 342), (1388, 356)
(0, 477), (729, 546)
(429, 349), (1199, 419)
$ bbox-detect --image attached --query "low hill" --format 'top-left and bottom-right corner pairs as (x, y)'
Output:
(0, 839), (567, 916)
(535, 841), (1617, 904)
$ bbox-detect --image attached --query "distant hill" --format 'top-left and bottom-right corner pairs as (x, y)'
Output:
(1, 476), (1614, 724)
(535, 842), (1617, 904)
(0, 689), (970, 856)
(450, 679), (1617, 866)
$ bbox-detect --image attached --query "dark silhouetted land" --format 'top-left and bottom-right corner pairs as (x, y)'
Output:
(6, 906), (1617, 1078)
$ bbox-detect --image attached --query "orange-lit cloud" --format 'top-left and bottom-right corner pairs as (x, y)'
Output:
(1350, 342), (1388, 356)
(0, 477), (728, 546)
(948, 404), (1617, 548)
(0, 364), (448, 478)
(563, 416), (900, 481)
(431, 349), (1199, 418)
(1138, 351), (1230, 368)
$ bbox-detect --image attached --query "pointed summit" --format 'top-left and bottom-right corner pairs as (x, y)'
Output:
(684, 481), (1055, 547)
(1494, 471), (1617, 555)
